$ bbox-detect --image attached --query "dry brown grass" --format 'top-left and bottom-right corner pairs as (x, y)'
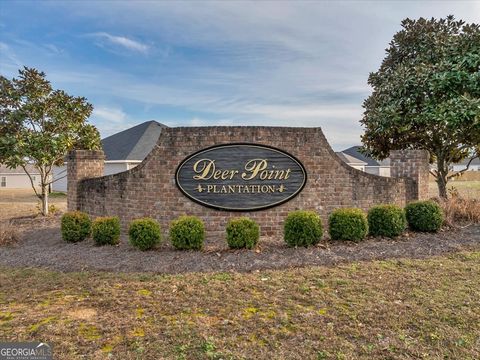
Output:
(433, 196), (480, 227)
(0, 222), (19, 246)
(429, 172), (480, 182)
(429, 180), (480, 199)
(1, 252), (479, 359)
(0, 189), (67, 220)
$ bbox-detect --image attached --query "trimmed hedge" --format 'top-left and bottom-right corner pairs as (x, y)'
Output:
(329, 208), (368, 242)
(92, 217), (121, 246)
(226, 217), (260, 249)
(170, 215), (205, 250)
(405, 200), (444, 232)
(61, 211), (91, 242)
(284, 210), (323, 247)
(128, 218), (162, 251)
(368, 205), (407, 238)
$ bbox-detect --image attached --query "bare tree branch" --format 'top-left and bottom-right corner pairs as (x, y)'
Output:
(447, 155), (477, 180)
(20, 164), (41, 199)
(45, 173), (67, 185)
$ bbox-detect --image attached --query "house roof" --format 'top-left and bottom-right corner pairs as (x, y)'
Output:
(336, 152), (368, 165)
(341, 146), (381, 166)
(101, 120), (167, 161)
(378, 158), (391, 166)
(0, 164), (40, 174)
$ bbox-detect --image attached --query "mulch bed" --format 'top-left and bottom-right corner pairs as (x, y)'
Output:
(1, 216), (479, 273)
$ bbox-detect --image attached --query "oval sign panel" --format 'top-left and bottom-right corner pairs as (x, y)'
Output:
(175, 144), (307, 211)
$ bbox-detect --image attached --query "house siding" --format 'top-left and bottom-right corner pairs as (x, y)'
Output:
(53, 162), (140, 192)
(0, 173), (40, 189)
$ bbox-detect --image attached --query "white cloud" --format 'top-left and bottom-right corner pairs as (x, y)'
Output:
(236, 104), (362, 121)
(43, 44), (63, 55)
(188, 117), (234, 127)
(95, 122), (137, 138)
(0, 42), (22, 68)
(89, 32), (149, 53)
(92, 106), (127, 123)
(4, 1), (477, 149)
(89, 105), (133, 137)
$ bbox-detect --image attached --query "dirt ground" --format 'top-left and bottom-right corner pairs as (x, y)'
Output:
(1, 218), (479, 273)
(0, 189), (67, 219)
(1, 187), (479, 273)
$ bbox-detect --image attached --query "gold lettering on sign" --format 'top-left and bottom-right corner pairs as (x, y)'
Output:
(242, 159), (267, 180)
(192, 158), (292, 181)
(193, 159), (239, 180)
(193, 159), (214, 180)
(201, 184), (287, 194)
(242, 159), (291, 181)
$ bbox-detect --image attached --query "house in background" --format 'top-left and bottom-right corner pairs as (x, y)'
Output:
(0, 164), (41, 189)
(52, 121), (166, 191)
(335, 152), (368, 171)
(339, 146), (479, 176)
(339, 146), (391, 177)
(450, 157), (480, 172)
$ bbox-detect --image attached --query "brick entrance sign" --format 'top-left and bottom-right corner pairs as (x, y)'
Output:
(67, 127), (429, 238)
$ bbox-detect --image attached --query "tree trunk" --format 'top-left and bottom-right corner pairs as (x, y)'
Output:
(436, 156), (448, 199)
(41, 184), (49, 216)
(436, 174), (448, 199)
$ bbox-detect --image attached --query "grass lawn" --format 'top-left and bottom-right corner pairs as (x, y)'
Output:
(429, 180), (480, 199)
(1, 252), (479, 359)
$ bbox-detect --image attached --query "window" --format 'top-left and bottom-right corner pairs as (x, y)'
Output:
(1, 177), (6, 187)
(32, 176), (36, 181)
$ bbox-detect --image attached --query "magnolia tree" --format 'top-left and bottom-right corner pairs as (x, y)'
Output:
(361, 16), (480, 198)
(0, 67), (101, 215)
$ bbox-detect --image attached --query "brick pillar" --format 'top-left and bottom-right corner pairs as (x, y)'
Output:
(67, 150), (105, 211)
(390, 150), (430, 201)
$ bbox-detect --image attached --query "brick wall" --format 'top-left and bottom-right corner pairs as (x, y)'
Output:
(70, 127), (429, 239)
(67, 150), (104, 211)
(390, 150), (430, 200)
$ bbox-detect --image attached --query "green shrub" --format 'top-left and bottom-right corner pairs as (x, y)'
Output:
(226, 217), (260, 249)
(284, 210), (323, 247)
(61, 211), (91, 242)
(329, 208), (368, 242)
(170, 216), (205, 250)
(128, 218), (162, 251)
(92, 217), (121, 246)
(405, 200), (444, 232)
(368, 204), (407, 238)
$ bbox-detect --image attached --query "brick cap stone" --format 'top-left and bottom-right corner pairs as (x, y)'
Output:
(67, 149), (105, 161)
(390, 149), (430, 159)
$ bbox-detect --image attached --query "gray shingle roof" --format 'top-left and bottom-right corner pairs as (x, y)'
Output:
(0, 164), (40, 174)
(336, 152), (368, 165)
(101, 121), (167, 161)
(341, 146), (380, 166)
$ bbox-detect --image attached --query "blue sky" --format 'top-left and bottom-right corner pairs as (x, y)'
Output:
(1, 1), (478, 150)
